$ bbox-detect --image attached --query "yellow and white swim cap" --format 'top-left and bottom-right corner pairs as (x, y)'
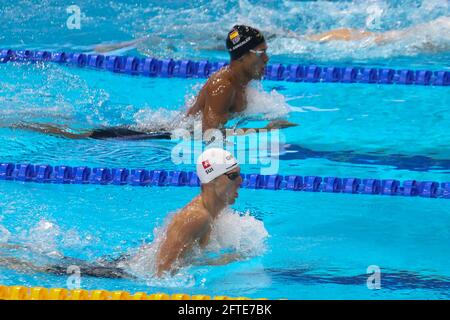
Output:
(196, 148), (239, 184)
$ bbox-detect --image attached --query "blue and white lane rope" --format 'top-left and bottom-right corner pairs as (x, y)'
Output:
(1, 162), (449, 200)
(1, 48), (449, 86)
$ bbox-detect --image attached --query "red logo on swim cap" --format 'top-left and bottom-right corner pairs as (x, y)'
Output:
(202, 160), (211, 169)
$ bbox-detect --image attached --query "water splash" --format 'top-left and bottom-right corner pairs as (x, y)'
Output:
(244, 82), (292, 120)
(0, 62), (111, 128)
(122, 0), (450, 61)
(7, 219), (94, 261)
(234, 0), (450, 61)
(16, 219), (64, 259)
(122, 207), (268, 285)
(206, 208), (269, 257)
(130, 80), (292, 131)
(132, 107), (201, 132)
(1, 0), (448, 62)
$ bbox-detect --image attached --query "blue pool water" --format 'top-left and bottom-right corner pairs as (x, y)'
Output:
(0, 0), (449, 299)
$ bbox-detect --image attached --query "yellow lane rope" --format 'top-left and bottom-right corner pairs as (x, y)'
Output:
(0, 285), (268, 300)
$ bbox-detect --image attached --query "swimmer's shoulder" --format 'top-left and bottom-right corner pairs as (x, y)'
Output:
(208, 66), (234, 86)
(168, 208), (209, 238)
(204, 67), (236, 96)
(178, 196), (210, 221)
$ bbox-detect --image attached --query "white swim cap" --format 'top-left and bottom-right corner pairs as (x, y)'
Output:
(196, 148), (239, 184)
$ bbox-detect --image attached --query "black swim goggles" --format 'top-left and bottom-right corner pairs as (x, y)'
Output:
(224, 172), (241, 181)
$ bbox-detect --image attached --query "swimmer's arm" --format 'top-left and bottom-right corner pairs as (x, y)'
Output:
(93, 36), (150, 54)
(155, 231), (192, 277)
(193, 253), (244, 266)
(155, 215), (209, 277)
(202, 80), (297, 136)
(202, 80), (235, 131)
(222, 120), (298, 136)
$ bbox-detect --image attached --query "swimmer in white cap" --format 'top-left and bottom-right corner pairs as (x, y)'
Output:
(0, 150), (242, 279)
(155, 147), (243, 276)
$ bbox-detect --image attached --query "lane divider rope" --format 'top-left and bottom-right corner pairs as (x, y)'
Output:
(1, 48), (449, 86)
(1, 162), (449, 199)
(0, 285), (267, 300)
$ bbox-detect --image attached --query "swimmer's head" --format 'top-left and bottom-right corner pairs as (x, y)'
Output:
(226, 25), (269, 80)
(196, 148), (242, 205)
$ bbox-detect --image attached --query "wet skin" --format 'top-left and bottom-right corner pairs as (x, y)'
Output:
(187, 42), (270, 131)
(155, 167), (243, 276)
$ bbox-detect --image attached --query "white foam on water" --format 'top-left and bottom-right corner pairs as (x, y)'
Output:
(233, 0), (450, 60)
(133, 108), (185, 131)
(122, 207), (268, 286)
(244, 82), (292, 120)
(9, 219), (94, 261)
(2, 0), (448, 62)
(131, 80), (292, 133)
(131, 107), (205, 134)
(205, 208), (269, 257)
(0, 62), (113, 128)
(131, 83), (204, 132)
(16, 219), (63, 259)
(110, 0), (450, 61)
